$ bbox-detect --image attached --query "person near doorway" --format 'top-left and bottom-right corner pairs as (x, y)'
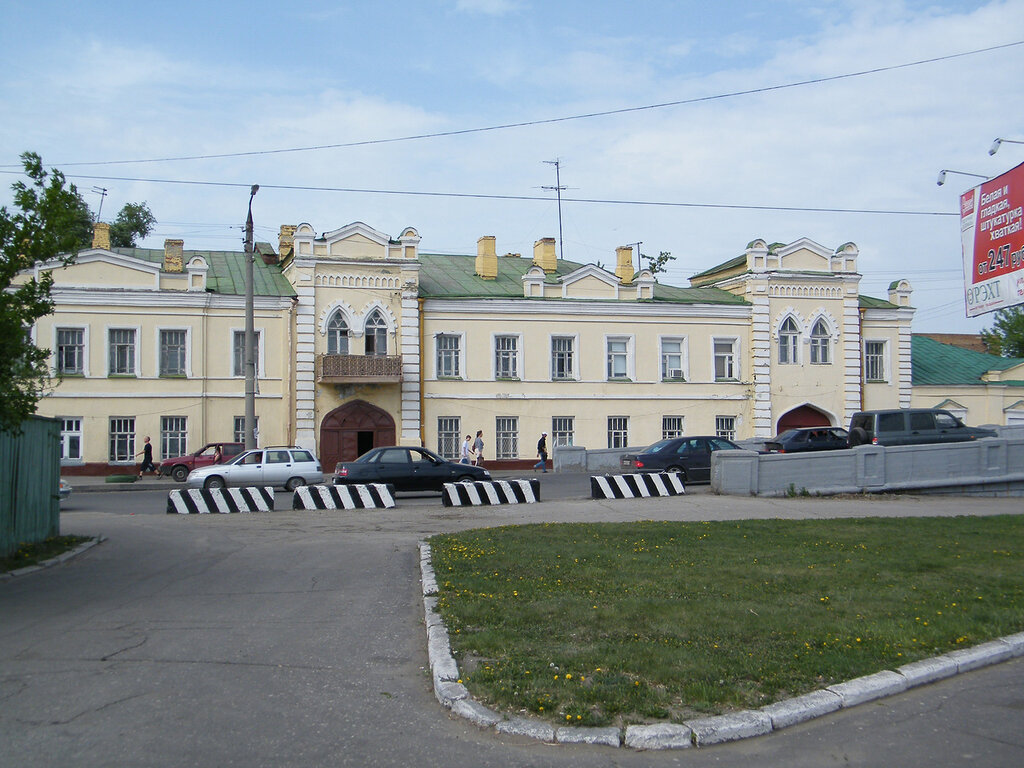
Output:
(460, 435), (473, 464)
(138, 436), (157, 477)
(472, 430), (484, 466)
(534, 432), (548, 473)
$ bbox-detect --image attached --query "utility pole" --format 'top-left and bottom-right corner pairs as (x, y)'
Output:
(631, 241), (643, 274)
(91, 187), (108, 222)
(542, 160), (566, 260)
(244, 184), (259, 450)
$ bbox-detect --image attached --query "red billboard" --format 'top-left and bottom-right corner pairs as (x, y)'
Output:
(960, 161), (1024, 317)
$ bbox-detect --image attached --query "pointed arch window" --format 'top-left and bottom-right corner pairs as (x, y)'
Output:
(327, 311), (349, 355)
(810, 319), (831, 364)
(364, 309), (388, 356)
(778, 317), (799, 364)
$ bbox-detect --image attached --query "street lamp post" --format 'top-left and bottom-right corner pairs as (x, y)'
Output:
(244, 184), (259, 450)
(936, 170), (988, 186)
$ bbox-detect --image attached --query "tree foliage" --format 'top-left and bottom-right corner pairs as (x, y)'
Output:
(109, 201), (156, 247)
(0, 153), (85, 433)
(981, 305), (1024, 358)
(642, 250), (675, 276)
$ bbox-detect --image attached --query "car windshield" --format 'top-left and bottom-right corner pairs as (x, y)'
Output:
(645, 439), (676, 453)
(224, 451), (257, 466)
(772, 430), (799, 442)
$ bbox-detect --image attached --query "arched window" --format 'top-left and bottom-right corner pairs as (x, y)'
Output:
(327, 311), (349, 355)
(364, 309), (388, 356)
(810, 319), (831, 364)
(778, 317), (799, 364)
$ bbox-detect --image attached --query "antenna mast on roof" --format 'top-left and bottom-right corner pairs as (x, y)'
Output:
(542, 159), (566, 260)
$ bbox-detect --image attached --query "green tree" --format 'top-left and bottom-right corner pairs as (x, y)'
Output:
(981, 306), (1024, 358)
(0, 153), (85, 433)
(641, 250), (675, 276)
(109, 201), (156, 247)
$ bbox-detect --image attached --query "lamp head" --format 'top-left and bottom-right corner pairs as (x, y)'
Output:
(989, 138), (1002, 156)
(250, 184), (260, 196)
(936, 170), (947, 186)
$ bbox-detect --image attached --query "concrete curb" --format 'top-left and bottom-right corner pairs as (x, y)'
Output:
(1, 535), (106, 581)
(419, 540), (1024, 750)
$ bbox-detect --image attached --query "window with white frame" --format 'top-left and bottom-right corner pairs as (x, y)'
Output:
(551, 336), (575, 380)
(661, 337), (686, 380)
(552, 417), (574, 447)
(56, 328), (85, 375)
(810, 319), (831, 364)
(436, 334), (461, 378)
(232, 330), (262, 377)
(778, 316), (799, 364)
(108, 328), (136, 376)
(607, 416), (629, 448)
(233, 415), (259, 444)
(327, 311), (349, 355)
(60, 418), (82, 461)
(364, 309), (388, 356)
(713, 338), (737, 381)
(161, 416), (187, 458)
(864, 340), (888, 382)
(606, 337), (630, 380)
(159, 329), (187, 376)
(662, 416), (685, 439)
(437, 416), (461, 459)
(494, 335), (518, 379)
(715, 415), (736, 440)
(495, 417), (518, 459)
(109, 417), (135, 462)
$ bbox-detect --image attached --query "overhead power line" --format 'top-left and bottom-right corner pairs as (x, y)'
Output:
(4, 40), (1020, 170)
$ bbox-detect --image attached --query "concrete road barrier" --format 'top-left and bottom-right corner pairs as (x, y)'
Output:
(591, 472), (685, 499)
(442, 479), (540, 507)
(293, 483), (396, 510)
(167, 487), (276, 514)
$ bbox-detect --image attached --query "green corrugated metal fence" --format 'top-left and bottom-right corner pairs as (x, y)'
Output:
(1, 416), (61, 558)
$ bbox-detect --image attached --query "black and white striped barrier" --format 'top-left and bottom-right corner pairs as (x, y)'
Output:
(591, 472), (685, 499)
(167, 487), (276, 514)
(442, 479), (540, 507)
(292, 483), (396, 510)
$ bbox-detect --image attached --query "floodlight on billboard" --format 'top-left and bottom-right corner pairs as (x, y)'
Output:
(960, 161), (1024, 317)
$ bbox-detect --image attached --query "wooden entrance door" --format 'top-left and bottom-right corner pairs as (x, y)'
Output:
(320, 401), (396, 472)
(776, 405), (831, 433)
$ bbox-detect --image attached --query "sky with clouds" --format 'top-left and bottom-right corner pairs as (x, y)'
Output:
(2, 0), (1023, 333)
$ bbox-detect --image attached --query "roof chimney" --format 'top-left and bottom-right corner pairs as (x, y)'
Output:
(475, 236), (498, 279)
(278, 224), (296, 260)
(615, 246), (634, 283)
(92, 222), (110, 250)
(163, 239), (184, 273)
(533, 237), (557, 273)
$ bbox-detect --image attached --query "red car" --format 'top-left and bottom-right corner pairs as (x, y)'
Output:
(160, 442), (245, 482)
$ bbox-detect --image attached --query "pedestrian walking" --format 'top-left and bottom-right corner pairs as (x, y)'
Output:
(460, 435), (473, 464)
(534, 431), (548, 472)
(137, 436), (157, 476)
(472, 430), (484, 466)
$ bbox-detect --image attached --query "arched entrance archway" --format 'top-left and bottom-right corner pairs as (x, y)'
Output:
(320, 400), (396, 471)
(776, 405), (832, 433)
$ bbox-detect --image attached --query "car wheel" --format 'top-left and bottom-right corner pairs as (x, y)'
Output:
(171, 465), (188, 482)
(666, 466), (688, 482)
(456, 475), (477, 483)
(204, 476), (226, 490)
(285, 477), (305, 492)
(849, 427), (868, 447)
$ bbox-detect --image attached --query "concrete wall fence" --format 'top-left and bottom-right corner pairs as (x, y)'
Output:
(1, 416), (61, 557)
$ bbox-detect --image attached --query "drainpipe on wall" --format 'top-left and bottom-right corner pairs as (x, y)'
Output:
(288, 298), (297, 448)
(419, 297), (426, 447)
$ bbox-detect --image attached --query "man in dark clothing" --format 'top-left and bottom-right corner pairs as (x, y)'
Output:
(534, 432), (548, 473)
(138, 436), (157, 476)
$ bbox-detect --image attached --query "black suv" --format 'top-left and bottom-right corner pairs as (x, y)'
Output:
(847, 408), (996, 447)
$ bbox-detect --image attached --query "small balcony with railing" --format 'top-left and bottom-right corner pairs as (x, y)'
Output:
(316, 354), (403, 384)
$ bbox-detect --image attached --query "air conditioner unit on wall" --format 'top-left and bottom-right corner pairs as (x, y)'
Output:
(667, 369), (683, 380)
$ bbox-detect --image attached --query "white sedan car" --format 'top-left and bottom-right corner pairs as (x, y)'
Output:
(186, 447), (323, 491)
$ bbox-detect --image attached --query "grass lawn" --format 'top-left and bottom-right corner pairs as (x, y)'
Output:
(1, 535), (91, 573)
(430, 516), (1024, 728)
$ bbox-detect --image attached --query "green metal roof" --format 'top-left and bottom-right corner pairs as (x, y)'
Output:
(113, 247), (296, 298)
(859, 295), (899, 309)
(912, 334), (1024, 387)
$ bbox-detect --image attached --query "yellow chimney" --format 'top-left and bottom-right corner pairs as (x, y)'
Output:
(533, 237), (557, 273)
(615, 246), (635, 283)
(92, 222), (110, 250)
(475, 236), (498, 279)
(163, 239), (184, 273)
(278, 224), (296, 259)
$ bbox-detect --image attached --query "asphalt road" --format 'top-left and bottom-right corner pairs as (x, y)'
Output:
(3, 486), (1023, 767)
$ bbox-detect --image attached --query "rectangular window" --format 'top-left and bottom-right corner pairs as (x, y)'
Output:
(161, 416), (188, 459)
(109, 417), (135, 462)
(233, 415), (259, 444)
(494, 335), (518, 379)
(661, 338), (685, 380)
(864, 340), (887, 382)
(662, 416), (685, 439)
(552, 336), (575, 380)
(232, 330), (262, 377)
(436, 334), (461, 378)
(159, 329), (187, 376)
(56, 328), (85, 375)
(713, 339), (737, 381)
(60, 418), (82, 461)
(108, 328), (136, 375)
(715, 415), (736, 441)
(552, 417), (574, 447)
(495, 417), (518, 459)
(606, 337), (629, 380)
(437, 416), (461, 460)
(607, 416), (629, 449)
